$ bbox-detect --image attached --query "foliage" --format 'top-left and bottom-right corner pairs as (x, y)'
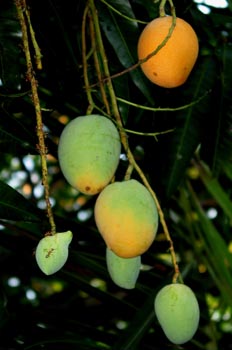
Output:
(0, 0), (232, 349)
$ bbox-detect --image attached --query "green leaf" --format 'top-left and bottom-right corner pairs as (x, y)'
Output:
(210, 44), (232, 176)
(198, 161), (232, 221)
(0, 4), (22, 90)
(97, 0), (154, 104)
(112, 291), (156, 350)
(0, 111), (36, 155)
(187, 183), (232, 308)
(0, 180), (42, 221)
(163, 56), (217, 198)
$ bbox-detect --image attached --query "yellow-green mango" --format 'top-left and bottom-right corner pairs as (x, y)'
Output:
(106, 247), (141, 289)
(58, 115), (121, 195)
(154, 283), (200, 344)
(35, 231), (73, 275)
(94, 179), (159, 258)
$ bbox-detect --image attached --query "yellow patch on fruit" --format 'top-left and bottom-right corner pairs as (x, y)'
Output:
(58, 115), (121, 195)
(94, 179), (159, 258)
(137, 16), (199, 88)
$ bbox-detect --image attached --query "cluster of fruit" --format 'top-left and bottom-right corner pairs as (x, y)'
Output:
(58, 114), (159, 289)
(35, 13), (200, 344)
(56, 114), (199, 344)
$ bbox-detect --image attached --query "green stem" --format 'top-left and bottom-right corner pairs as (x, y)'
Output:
(88, 0), (181, 283)
(15, 0), (56, 235)
(88, 1), (176, 88)
(82, 3), (95, 114)
(24, 6), (43, 70)
(116, 92), (209, 112)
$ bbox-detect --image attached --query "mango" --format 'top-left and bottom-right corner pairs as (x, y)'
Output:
(58, 114), (121, 195)
(154, 283), (200, 344)
(106, 247), (141, 289)
(94, 179), (159, 258)
(35, 231), (73, 275)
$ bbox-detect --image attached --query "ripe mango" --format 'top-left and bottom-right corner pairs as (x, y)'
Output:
(106, 247), (141, 289)
(154, 283), (200, 344)
(35, 231), (73, 275)
(58, 115), (121, 195)
(94, 179), (159, 258)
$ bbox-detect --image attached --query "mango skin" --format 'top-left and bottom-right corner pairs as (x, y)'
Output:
(94, 179), (159, 258)
(154, 283), (200, 345)
(58, 115), (121, 195)
(35, 231), (73, 275)
(106, 247), (141, 289)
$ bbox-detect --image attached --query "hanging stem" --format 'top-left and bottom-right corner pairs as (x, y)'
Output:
(88, 0), (176, 89)
(88, 9), (111, 115)
(88, 0), (181, 283)
(81, 3), (95, 115)
(15, 0), (56, 235)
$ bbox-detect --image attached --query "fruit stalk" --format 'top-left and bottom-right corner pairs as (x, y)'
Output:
(81, 3), (95, 114)
(159, 0), (176, 18)
(87, 0), (181, 282)
(15, 0), (56, 235)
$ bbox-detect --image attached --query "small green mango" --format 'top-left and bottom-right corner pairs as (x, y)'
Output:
(106, 247), (141, 289)
(154, 283), (200, 345)
(35, 231), (73, 275)
(58, 114), (121, 195)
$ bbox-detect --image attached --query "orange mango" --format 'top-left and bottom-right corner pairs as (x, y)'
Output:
(94, 179), (159, 258)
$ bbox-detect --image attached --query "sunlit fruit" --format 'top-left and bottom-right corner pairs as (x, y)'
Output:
(35, 231), (73, 275)
(106, 247), (141, 289)
(137, 16), (199, 88)
(58, 114), (121, 195)
(94, 179), (159, 258)
(154, 283), (200, 344)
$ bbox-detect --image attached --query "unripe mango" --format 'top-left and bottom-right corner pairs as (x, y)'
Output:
(154, 283), (200, 344)
(106, 247), (141, 289)
(94, 179), (159, 258)
(35, 231), (73, 275)
(58, 115), (121, 195)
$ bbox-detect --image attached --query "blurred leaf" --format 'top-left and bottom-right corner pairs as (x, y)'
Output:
(210, 44), (232, 176)
(0, 109), (37, 155)
(163, 56), (217, 199)
(112, 291), (156, 350)
(197, 160), (232, 221)
(0, 180), (42, 221)
(187, 183), (232, 308)
(0, 3), (23, 90)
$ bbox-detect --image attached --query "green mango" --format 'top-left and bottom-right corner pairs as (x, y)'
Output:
(58, 114), (121, 195)
(106, 247), (141, 289)
(35, 231), (73, 275)
(154, 283), (200, 344)
(94, 179), (159, 258)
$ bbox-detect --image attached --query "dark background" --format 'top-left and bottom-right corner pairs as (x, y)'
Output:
(0, 0), (232, 349)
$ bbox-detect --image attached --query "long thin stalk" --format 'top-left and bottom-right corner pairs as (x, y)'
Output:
(15, 0), (56, 235)
(88, 0), (181, 283)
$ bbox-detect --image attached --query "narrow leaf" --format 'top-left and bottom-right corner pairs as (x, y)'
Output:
(97, 0), (154, 104)
(197, 161), (232, 221)
(188, 183), (232, 308)
(0, 180), (42, 221)
(164, 56), (217, 198)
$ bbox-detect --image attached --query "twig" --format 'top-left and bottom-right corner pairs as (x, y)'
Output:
(88, 3), (176, 88)
(15, 0), (56, 235)
(81, 3), (95, 114)
(87, 0), (181, 283)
